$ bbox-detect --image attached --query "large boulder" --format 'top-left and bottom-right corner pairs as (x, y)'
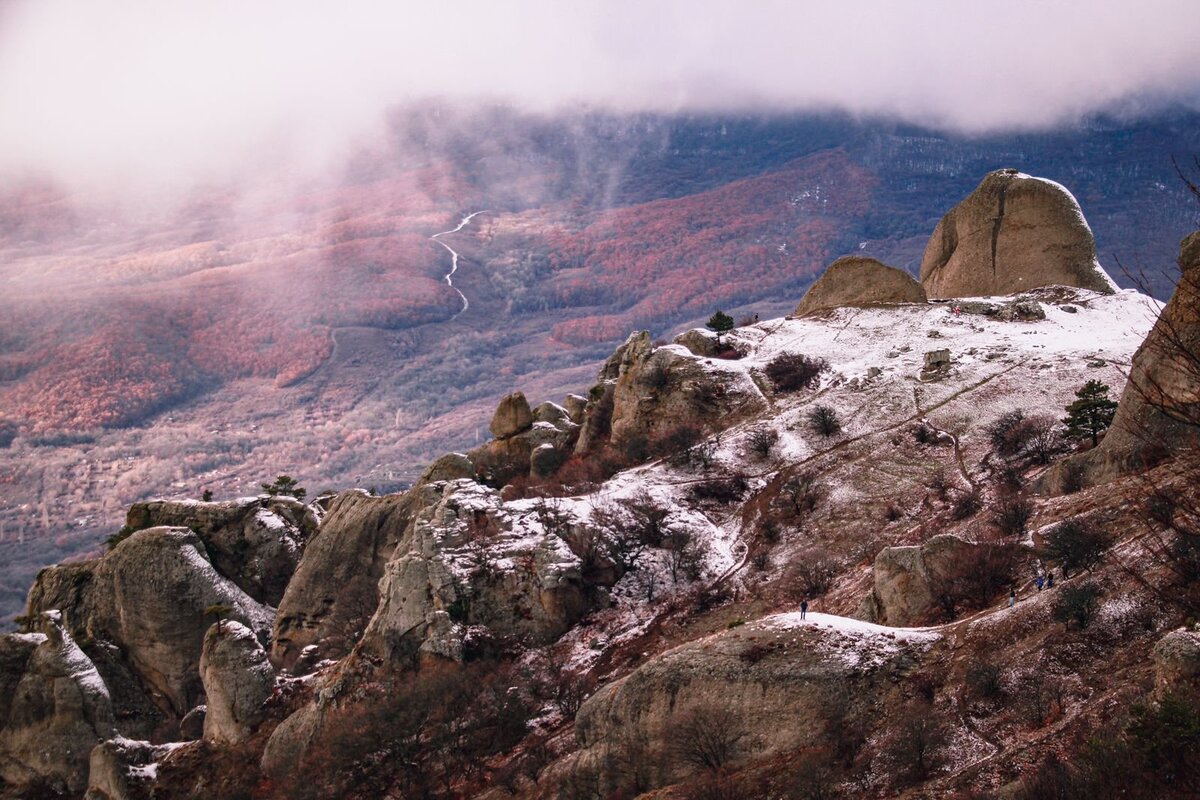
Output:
(85, 737), (169, 800)
(1042, 232), (1200, 491)
(489, 391), (534, 439)
(199, 621), (276, 744)
(575, 331), (767, 454)
(26, 528), (272, 722)
(865, 534), (976, 626)
(124, 496), (315, 606)
(560, 612), (935, 794)
(920, 169), (1116, 298)
(794, 256), (927, 317)
(1152, 627), (1200, 697)
(0, 613), (116, 797)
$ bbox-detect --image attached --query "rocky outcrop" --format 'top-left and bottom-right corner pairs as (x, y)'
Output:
(575, 331), (768, 454)
(489, 391), (533, 439)
(199, 621), (275, 744)
(920, 169), (1116, 298)
(124, 496), (315, 606)
(794, 256), (927, 317)
(0, 613), (116, 797)
(271, 489), (418, 668)
(360, 479), (591, 663)
(85, 737), (170, 800)
(561, 612), (935, 794)
(26, 528), (272, 723)
(865, 534), (976, 625)
(1152, 627), (1200, 697)
(1043, 232), (1200, 491)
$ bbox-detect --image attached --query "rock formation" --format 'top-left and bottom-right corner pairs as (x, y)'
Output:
(793, 255), (927, 316)
(920, 169), (1116, 298)
(26, 528), (272, 725)
(489, 391), (534, 438)
(1153, 627), (1200, 697)
(575, 330), (768, 453)
(199, 621), (276, 744)
(1043, 231), (1200, 490)
(863, 534), (976, 625)
(0, 613), (116, 797)
(124, 496), (315, 606)
(565, 613), (935, 793)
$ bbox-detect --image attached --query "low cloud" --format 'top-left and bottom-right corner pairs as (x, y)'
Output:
(1, 0), (1198, 195)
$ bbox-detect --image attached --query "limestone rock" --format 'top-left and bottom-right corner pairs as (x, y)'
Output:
(563, 394), (588, 425)
(867, 534), (975, 625)
(200, 621), (276, 744)
(1043, 231), (1200, 491)
(489, 391), (533, 439)
(0, 613), (116, 797)
(920, 169), (1116, 298)
(575, 331), (767, 454)
(417, 452), (476, 484)
(1153, 627), (1200, 697)
(85, 737), (164, 800)
(794, 256), (926, 317)
(567, 613), (934, 793)
(673, 328), (721, 357)
(26, 528), (272, 721)
(272, 489), (425, 668)
(124, 496), (314, 606)
(178, 706), (206, 741)
(532, 401), (571, 427)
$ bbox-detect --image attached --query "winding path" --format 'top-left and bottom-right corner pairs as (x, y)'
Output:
(431, 211), (488, 319)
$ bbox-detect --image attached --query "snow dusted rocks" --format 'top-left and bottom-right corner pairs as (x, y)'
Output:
(793, 255), (927, 317)
(576, 329), (768, 453)
(124, 496), (315, 606)
(568, 612), (936, 792)
(1152, 627), (1200, 697)
(0, 613), (116, 796)
(920, 169), (1116, 298)
(200, 621), (276, 744)
(26, 528), (272, 722)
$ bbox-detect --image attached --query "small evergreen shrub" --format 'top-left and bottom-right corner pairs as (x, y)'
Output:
(807, 405), (841, 437)
(765, 353), (828, 392)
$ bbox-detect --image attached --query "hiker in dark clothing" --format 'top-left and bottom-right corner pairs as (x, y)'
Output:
(801, 599), (809, 620)
(1035, 574), (1045, 592)
(1046, 570), (1054, 589)
(1008, 589), (1016, 607)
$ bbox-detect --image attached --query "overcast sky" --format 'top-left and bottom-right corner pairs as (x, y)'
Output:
(1, 0), (1198, 194)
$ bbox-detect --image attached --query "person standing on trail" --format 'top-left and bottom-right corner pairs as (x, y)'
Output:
(1035, 574), (1045, 592)
(1046, 570), (1054, 589)
(1008, 589), (1016, 607)
(801, 598), (809, 620)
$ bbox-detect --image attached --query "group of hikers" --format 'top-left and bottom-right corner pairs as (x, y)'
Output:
(1008, 567), (1057, 607)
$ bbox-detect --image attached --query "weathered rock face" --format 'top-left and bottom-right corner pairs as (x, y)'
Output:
(1043, 232), (1200, 491)
(865, 534), (975, 625)
(271, 489), (418, 669)
(199, 621), (276, 744)
(125, 496), (315, 606)
(920, 169), (1116, 298)
(575, 331), (768, 454)
(0, 613), (116, 797)
(794, 256), (927, 317)
(1152, 627), (1200, 697)
(469, 409), (578, 489)
(26, 528), (272, 722)
(562, 613), (934, 794)
(360, 479), (590, 663)
(85, 737), (167, 800)
(489, 391), (534, 439)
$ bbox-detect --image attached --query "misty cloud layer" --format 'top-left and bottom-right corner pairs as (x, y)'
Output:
(1, 0), (1198, 194)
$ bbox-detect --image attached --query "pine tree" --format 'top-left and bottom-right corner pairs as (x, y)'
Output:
(706, 310), (735, 346)
(261, 474), (306, 500)
(1063, 380), (1118, 446)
